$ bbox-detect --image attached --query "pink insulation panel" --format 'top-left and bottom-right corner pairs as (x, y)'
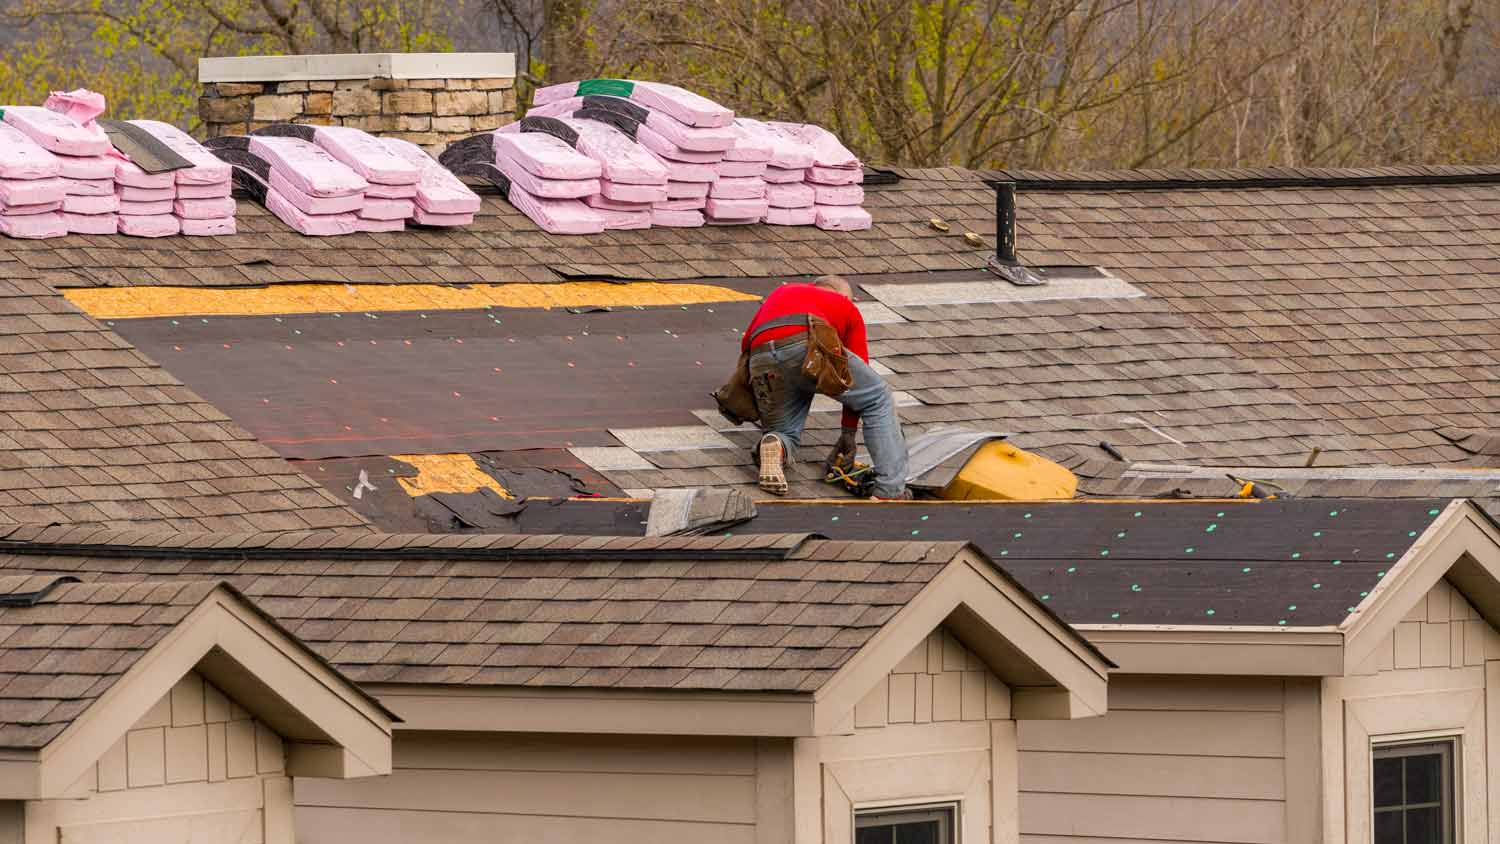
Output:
(0, 123), (60, 179)
(379, 137), (481, 215)
(733, 119), (815, 169)
(2, 106), (111, 156)
(127, 120), (233, 184)
(313, 125), (421, 185)
(493, 150), (599, 199)
(709, 177), (766, 200)
(64, 178), (113, 196)
(265, 188), (358, 236)
(507, 183), (605, 235)
(764, 206), (817, 226)
(249, 136), (367, 197)
(766, 122), (860, 169)
(814, 205), (873, 231)
(181, 217), (236, 236)
(62, 194), (119, 214)
(0, 211), (65, 238)
(492, 132), (601, 180)
(0, 177), (65, 206)
(267, 169), (365, 215)
(117, 214), (180, 237)
(173, 197), (237, 219)
(766, 182), (815, 208)
(115, 159), (175, 189)
(56, 155), (116, 180)
(62, 211), (117, 234)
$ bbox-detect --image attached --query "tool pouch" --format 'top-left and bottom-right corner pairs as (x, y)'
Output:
(712, 349), (761, 426)
(803, 314), (853, 398)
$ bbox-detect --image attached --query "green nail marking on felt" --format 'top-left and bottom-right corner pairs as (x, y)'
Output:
(1408, 531), (1417, 537)
(1013, 532), (1023, 539)
(1312, 583), (1321, 589)
(1041, 594), (1050, 601)
(1429, 509), (1440, 515)
(1133, 511), (1142, 517)
(1313, 531), (1322, 537)
(1185, 547), (1195, 553)
(1216, 511), (1225, 517)
(1024, 513), (1032, 519)
(1291, 552), (1301, 559)
(1117, 531), (1127, 538)
(1111, 612), (1120, 619)
(1329, 510), (1339, 516)
(1130, 584), (1141, 592)
(1288, 604), (1297, 610)
(910, 530), (920, 536)
(1332, 560), (1342, 566)
(1385, 552), (1396, 559)
(1360, 591), (1369, 597)
(1000, 550), (1009, 556)
(920, 515), (929, 521)
(1205, 609), (1216, 616)
(1377, 571), (1386, 578)
(1067, 566), (1077, 573)
(1100, 549), (1110, 556)
(1242, 567), (1252, 573)
(830, 516), (839, 521)
(1206, 524), (1217, 532)
(1279, 619), (1287, 625)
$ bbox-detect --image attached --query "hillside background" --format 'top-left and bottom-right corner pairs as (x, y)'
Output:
(2, 0), (1497, 170)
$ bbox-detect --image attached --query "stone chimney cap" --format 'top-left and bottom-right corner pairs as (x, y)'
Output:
(199, 52), (516, 83)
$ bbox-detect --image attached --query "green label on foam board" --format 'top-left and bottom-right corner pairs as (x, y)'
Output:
(577, 79), (635, 98)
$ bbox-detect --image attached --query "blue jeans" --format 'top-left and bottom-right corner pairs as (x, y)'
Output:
(748, 337), (908, 497)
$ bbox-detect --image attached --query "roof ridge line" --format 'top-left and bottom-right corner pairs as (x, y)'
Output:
(986, 164), (1500, 192)
(0, 528), (826, 563)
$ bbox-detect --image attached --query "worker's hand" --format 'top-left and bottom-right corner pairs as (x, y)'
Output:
(825, 429), (858, 473)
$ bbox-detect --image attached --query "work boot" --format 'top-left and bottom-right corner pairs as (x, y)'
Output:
(758, 434), (789, 496)
(869, 488), (914, 501)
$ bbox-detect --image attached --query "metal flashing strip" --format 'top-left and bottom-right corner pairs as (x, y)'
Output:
(568, 446), (655, 472)
(609, 425), (735, 452)
(861, 270), (1143, 308)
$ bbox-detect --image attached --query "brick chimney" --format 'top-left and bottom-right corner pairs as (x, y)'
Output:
(197, 53), (516, 153)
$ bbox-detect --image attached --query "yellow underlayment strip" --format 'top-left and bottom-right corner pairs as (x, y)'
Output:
(65, 281), (760, 319)
(391, 453), (513, 499)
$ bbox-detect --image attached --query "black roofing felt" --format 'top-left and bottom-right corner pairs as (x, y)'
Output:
(502, 498), (1455, 627)
(109, 302), (759, 459)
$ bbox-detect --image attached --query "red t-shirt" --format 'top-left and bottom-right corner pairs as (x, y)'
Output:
(742, 284), (869, 429)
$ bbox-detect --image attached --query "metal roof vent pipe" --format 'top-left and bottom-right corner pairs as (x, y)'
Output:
(986, 181), (1045, 286)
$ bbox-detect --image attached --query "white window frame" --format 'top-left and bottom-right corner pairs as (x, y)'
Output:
(1372, 738), (1457, 844)
(854, 801), (960, 844)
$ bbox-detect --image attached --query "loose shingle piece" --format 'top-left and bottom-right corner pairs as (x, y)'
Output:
(0, 527), (965, 693)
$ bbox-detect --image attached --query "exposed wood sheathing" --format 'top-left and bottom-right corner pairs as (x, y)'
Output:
(63, 282), (761, 319)
(390, 453), (512, 498)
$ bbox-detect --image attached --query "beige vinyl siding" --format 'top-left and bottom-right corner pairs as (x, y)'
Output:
(1017, 676), (1287, 844)
(856, 629), (1013, 728)
(295, 732), (760, 844)
(1362, 577), (1489, 672)
(1326, 578), (1500, 844)
(28, 671), (294, 844)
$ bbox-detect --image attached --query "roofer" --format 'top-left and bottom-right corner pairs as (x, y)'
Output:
(741, 275), (910, 499)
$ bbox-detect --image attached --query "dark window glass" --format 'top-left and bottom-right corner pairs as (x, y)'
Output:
(855, 804), (956, 844)
(1374, 756), (1404, 807)
(1372, 741), (1454, 844)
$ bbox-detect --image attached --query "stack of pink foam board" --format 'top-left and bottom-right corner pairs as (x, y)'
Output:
(2, 105), (117, 238)
(0, 121), (66, 238)
(127, 120), (236, 236)
(445, 80), (870, 234)
(34, 90), (123, 234)
(378, 137), (481, 227)
(248, 135), (367, 236)
(499, 114), (668, 229)
(309, 125), (420, 232)
(764, 121), (870, 230)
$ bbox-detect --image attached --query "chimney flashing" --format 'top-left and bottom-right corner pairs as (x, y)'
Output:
(199, 52), (516, 83)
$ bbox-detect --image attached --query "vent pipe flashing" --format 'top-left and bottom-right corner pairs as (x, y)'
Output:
(986, 181), (1045, 286)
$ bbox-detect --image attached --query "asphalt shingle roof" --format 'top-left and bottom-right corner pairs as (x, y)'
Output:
(0, 279), (370, 532)
(0, 527), (970, 692)
(0, 577), (222, 748)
